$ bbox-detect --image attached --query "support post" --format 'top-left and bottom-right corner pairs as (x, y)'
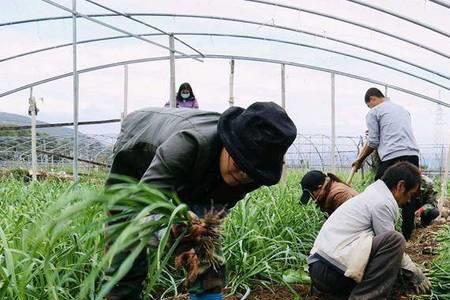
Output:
(281, 64), (286, 109)
(331, 73), (336, 172)
(440, 142), (450, 211)
(281, 64), (287, 181)
(122, 64), (128, 122)
(72, 0), (79, 181)
(28, 87), (38, 181)
(229, 59), (235, 106)
(385, 85), (388, 98)
(169, 33), (176, 108)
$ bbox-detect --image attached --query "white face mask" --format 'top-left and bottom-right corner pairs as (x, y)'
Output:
(181, 92), (190, 99)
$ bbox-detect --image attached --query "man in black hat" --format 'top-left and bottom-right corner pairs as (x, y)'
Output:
(105, 102), (297, 300)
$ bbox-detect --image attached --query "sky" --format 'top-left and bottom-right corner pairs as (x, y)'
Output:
(1, 0), (450, 147)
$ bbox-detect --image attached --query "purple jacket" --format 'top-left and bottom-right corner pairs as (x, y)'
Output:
(164, 97), (199, 109)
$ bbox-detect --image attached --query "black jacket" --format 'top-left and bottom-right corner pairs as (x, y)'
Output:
(107, 107), (261, 209)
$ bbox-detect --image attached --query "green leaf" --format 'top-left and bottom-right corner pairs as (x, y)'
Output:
(282, 269), (311, 284)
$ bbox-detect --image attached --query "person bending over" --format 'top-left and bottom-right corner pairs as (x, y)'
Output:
(308, 162), (431, 299)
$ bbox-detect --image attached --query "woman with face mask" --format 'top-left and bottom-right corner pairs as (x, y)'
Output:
(299, 170), (358, 216)
(165, 82), (200, 109)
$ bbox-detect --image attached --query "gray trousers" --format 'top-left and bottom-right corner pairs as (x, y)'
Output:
(309, 231), (406, 300)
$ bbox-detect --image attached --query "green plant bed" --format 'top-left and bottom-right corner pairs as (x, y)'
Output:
(223, 175), (325, 295)
(1, 169), (448, 299)
(428, 225), (450, 300)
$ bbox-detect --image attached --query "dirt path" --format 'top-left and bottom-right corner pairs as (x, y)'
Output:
(167, 220), (448, 300)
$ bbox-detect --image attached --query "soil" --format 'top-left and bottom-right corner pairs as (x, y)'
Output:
(164, 218), (448, 300)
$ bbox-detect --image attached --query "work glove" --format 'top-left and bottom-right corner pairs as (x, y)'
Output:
(351, 159), (363, 171)
(411, 268), (432, 295)
(399, 266), (432, 295)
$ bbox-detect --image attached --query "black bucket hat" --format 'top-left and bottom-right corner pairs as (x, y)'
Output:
(300, 170), (327, 204)
(218, 101), (297, 185)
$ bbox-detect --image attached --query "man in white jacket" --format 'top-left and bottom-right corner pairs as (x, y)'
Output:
(308, 162), (431, 299)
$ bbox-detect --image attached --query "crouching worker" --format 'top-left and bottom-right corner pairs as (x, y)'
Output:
(308, 162), (431, 299)
(416, 175), (440, 227)
(105, 102), (297, 300)
(299, 170), (358, 215)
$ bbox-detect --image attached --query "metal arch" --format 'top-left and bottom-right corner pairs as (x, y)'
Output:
(37, 136), (70, 155)
(83, 0), (204, 58)
(0, 35), (129, 63)
(287, 143), (308, 169)
(345, 0), (450, 39)
(17, 136), (57, 157)
(2, 32), (449, 87)
(40, 0), (203, 63)
(3, 13), (449, 84)
(321, 134), (344, 171)
(1, 53), (449, 108)
(429, 0), (450, 10)
(246, 0), (450, 60)
(93, 146), (113, 162)
(298, 134), (326, 170)
(14, 134), (113, 160)
(342, 136), (360, 151)
(1, 137), (32, 152)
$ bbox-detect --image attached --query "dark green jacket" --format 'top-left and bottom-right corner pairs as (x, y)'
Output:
(107, 107), (261, 209)
(419, 175), (437, 208)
